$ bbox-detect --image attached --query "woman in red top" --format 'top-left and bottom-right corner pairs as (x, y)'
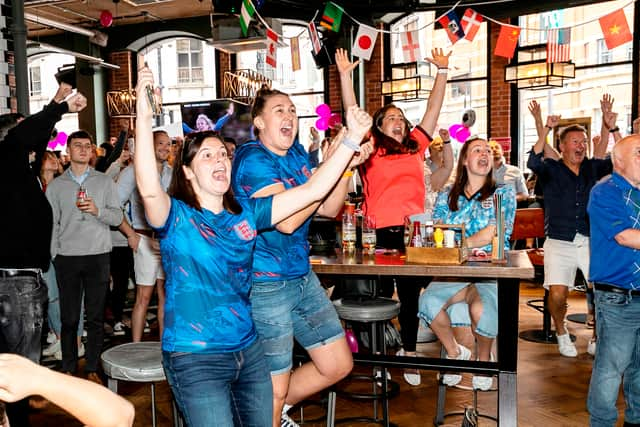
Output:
(336, 47), (453, 386)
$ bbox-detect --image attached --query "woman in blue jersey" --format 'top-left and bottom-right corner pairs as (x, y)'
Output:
(418, 137), (515, 391)
(134, 67), (372, 427)
(232, 87), (373, 426)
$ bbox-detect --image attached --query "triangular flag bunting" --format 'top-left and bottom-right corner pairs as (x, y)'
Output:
(352, 24), (378, 61)
(598, 9), (632, 50)
(266, 29), (278, 68)
(308, 21), (322, 55)
(320, 3), (343, 32)
(290, 35), (301, 72)
(546, 28), (571, 63)
(461, 8), (483, 42)
(495, 24), (521, 59)
(401, 30), (421, 63)
(437, 10), (465, 44)
(239, 0), (256, 37)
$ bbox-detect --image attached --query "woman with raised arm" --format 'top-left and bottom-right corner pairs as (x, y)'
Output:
(418, 137), (515, 391)
(335, 47), (453, 386)
(231, 85), (374, 426)
(134, 65), (371, 427)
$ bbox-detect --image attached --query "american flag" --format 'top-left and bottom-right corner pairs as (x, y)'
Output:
(546, 28), (571, 63)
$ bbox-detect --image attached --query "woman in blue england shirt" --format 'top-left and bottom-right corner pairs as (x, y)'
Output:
(133, 66), (371, 427)
(418, 137), (515, 391)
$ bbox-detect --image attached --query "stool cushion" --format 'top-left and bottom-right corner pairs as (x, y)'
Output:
(333, 297), (401, 322)
(101, 341), (165, 382)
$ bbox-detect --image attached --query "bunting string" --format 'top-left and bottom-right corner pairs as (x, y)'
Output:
(243, 0), (634, 41)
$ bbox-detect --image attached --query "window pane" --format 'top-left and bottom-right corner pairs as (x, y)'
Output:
(519, 0), (634, 67)
(176, 39), (189, 52)
(518, 63), (632, 167)
(177, 53), (189, 68)
(390, 12), (488, 79)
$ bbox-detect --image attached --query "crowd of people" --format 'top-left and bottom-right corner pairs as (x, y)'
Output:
(0, 45), (639, 427)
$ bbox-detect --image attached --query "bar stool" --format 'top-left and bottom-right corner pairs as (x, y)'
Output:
(333, 297), (401, 427)
(434, 347), (497, 426)
(101, 341), (181, 427)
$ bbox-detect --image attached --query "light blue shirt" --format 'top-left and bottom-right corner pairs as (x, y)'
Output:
(118, 162), (172, 229)
(434, 184), (516, 252)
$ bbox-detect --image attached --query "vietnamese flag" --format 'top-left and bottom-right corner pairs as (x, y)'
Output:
(495, 24), (521, 59)
(599, 9), (632, 50)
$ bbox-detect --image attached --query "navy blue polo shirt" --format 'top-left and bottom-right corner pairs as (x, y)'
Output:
(527, 151), (611, 241)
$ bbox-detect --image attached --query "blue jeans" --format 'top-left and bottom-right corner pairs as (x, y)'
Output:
(588, 290), (640, 427)
(0, 273), (48, 426)
(163, 339), (272, 427)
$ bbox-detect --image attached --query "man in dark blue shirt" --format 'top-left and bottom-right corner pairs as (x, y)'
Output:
(527, 123), (611, 358)
(587, 134), (640, 427)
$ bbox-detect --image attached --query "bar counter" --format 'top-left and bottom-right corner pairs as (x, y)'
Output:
(311, 249), (534, 427)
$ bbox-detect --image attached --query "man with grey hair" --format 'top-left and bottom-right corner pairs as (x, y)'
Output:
(527, 121), (611, 358)
(587, 134), (640, 427)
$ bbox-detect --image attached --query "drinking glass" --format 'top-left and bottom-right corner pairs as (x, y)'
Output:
(361, 215), (376, 255)
(76, 185), (87, 221)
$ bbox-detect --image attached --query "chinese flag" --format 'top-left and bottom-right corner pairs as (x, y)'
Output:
(495, 24), (521, 59)
(599, 9), (632, 50)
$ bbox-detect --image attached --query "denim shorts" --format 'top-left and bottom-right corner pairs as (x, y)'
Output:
(250, 270), (345, 374)
(418, 280), (498, 338)
(163, 339), (272, 427)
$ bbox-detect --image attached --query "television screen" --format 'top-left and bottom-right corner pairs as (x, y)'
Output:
(180, 99), (254, 145)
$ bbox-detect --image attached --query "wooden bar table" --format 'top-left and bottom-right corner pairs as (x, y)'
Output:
(311, 249), (534, 427)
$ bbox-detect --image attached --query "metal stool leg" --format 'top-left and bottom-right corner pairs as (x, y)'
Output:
(151, 382), (157, 427)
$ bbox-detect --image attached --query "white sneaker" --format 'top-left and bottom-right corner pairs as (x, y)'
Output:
(42, 339), (60, 357)
(112, 321), (126, 336)
(587, 338), (596, 356)
(280, 412), (299, 427)
(46, 331), (57, 344)
(441, 344), (472, 387)
(396, 348), (421, 386)
(472, 353), (495, 391)
(557, 333), (577, 357)
(54, 342), (85, 360)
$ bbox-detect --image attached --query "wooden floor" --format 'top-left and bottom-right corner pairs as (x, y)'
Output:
(29, 281), (627, 426)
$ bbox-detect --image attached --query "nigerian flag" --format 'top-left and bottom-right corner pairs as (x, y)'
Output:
(240, 0), (256, 37)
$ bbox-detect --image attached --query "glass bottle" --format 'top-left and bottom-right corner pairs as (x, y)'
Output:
(410, 221), (423, 247)
(342, 203), (356, 253)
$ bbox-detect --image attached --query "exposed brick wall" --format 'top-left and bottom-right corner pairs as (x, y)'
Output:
(0, 2), (15, 114)
(327, 64), (341, 112)
(364, 25), (384, 115)
(106, 51), (133, 137)
(488, 20), (511, 143)
(217, 50), (231, 98)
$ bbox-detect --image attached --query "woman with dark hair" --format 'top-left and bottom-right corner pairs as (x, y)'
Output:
(336, 47), (454, 386)
(134, 66), (371, 427)
(232, 85), (373, 426)
(418, 137), (515, 391)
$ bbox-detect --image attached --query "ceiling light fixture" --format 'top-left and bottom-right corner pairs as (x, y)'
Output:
(381, 61), (434, 101)
(24, 12), (108, 47)
(504, 44), (575, 90)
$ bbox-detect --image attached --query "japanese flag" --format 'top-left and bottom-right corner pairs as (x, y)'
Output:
(352, 24), (378, 61)
(266, 29), (278, 68)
